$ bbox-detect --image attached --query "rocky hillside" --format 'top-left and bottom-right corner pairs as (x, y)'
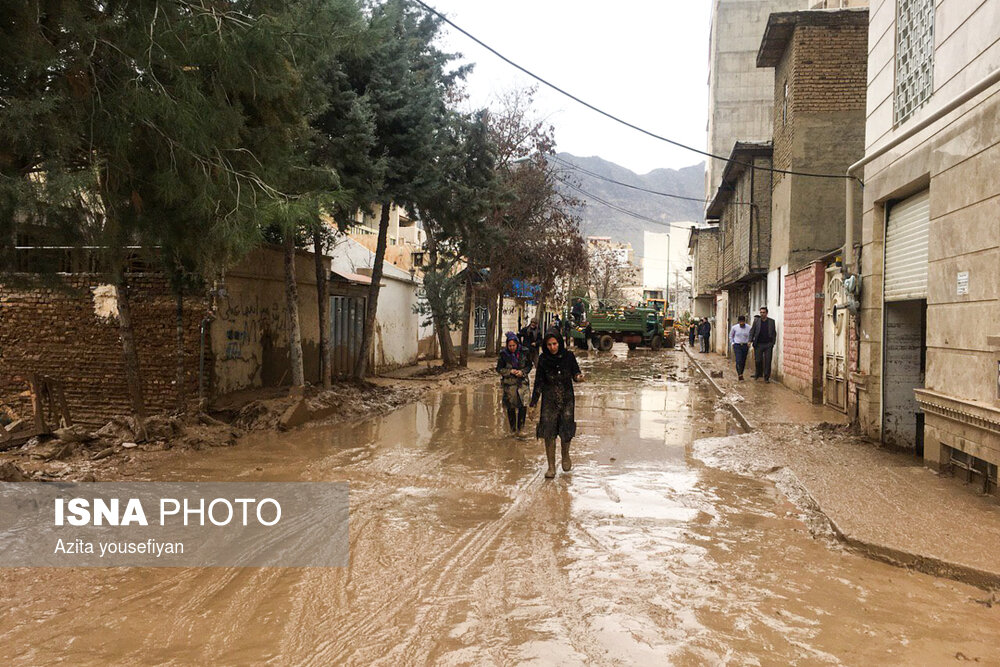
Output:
(554, 153), (705, 256)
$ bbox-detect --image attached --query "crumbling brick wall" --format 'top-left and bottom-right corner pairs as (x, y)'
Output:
(782, 261), (825, 402)
(0, 274), (205, 425)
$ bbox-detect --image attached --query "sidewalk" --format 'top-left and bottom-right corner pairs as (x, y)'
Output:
(684, 345), (1000, 590)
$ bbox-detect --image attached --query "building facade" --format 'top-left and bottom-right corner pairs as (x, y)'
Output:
(851, 0), (1000, 490)
(706, 0), (811, 203)
(707, 142), (774, 357)
(756, 7), (869, 400)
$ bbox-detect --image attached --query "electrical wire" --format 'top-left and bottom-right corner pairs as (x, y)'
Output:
(410, 0), (853, 181)
(554, 174), (699, 232)
(547, 154), (755, 208)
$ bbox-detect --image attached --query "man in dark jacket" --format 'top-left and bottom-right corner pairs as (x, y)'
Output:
(688, 321), (697, 347)
(749, 306), (777, 382)
(519, 318), (542, 366)
(698, 318), (712, 353)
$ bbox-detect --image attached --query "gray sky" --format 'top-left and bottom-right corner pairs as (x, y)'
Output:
(429, 1), (712, 175)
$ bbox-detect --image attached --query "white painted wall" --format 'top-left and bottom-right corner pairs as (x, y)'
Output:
(327, 234), (419, 371)
(766, 265), (787, 379)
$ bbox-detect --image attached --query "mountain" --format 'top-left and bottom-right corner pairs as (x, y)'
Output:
(554, 153), (705, 257)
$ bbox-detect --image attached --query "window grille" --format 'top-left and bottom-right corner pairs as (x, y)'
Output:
(894, 0), (934, 124)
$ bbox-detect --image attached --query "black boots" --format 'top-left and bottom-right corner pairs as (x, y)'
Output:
(516, 407), (527, 432)
(506, 408), (518, 432)
(561, 439), (572, 472)
(544, 438), (557, 478)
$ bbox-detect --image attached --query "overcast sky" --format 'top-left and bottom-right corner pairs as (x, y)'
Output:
(428, 1), (712, 175)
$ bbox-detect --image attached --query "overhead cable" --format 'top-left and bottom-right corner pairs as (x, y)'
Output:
(410, 0), (852, 181)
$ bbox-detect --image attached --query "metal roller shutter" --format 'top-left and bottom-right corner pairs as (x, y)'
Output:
(884, 189), (930, 302)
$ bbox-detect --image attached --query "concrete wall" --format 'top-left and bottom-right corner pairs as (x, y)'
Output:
(782, 261), (825, 401)
(691, 228), (721, 298)
(857, 0), (1000, 470)
(767, 265), (788, 379)
(213, 247), (324, 395)
(706, 0), (810, 201)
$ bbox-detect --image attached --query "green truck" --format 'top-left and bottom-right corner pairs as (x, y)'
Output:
(567, 306), (674, 351)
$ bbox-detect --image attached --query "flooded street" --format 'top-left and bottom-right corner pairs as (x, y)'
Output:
(1, 349), (997, 665)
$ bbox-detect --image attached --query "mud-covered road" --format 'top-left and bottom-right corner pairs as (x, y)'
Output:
(1, 349), (997, 665)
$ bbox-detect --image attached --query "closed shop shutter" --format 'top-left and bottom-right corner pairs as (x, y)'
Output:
(884, 189), (930, 302)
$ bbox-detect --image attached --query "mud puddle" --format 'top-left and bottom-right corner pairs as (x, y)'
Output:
(0, 347), (996, 665)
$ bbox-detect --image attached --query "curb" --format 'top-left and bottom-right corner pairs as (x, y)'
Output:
(681, 345), (1000, 590)
(682, 345), (754, 431)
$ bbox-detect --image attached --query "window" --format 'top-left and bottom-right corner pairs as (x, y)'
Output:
(782, 81), (788, 126)
(894, 0), (935, 124)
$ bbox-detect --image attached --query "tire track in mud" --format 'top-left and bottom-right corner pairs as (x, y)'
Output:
(278, 468), (545, 665)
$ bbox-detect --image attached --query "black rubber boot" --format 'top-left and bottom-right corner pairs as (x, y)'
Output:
(516, 407), (527, 431)
(506, 408), (517, 432)
(544, 438), (557, 479)
(561, 439), (572, 472)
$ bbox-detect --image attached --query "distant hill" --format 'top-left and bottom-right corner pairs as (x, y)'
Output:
(553, 153), (705, 256)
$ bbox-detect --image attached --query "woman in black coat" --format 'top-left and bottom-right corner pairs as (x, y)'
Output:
(529, 332), (585, 478)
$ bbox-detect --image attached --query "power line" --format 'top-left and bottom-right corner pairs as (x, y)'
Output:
(410, 0), (852, 181)
(554, 174), (697, 232)
(547, 154), (756, 208)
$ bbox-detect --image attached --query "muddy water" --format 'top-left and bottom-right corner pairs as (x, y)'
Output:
(1, 350), (997, 665)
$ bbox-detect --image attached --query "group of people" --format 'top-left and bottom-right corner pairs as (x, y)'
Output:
(688, 307), (778, 382)
(727, 307), (777, 381)
(689, 318), (712, 353)
(497, 320), (585, 479)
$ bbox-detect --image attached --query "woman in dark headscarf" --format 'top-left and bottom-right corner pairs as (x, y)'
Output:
(529, 332), (585, 478)
(496, 331), (532, 436)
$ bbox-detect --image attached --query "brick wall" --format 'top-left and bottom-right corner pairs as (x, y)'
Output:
(0, 274), (205, 424)
(781, 261), (825, 402)
(772, 15), (868, 186)
(692, 229), (720, 297)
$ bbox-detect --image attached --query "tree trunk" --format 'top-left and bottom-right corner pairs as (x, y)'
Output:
(284, 231), (305, 388)
(313, 228), (332, 389)
(496, 291), (505, 351)
(355, 204), (390, 378)
(175, 284), (186, 411)
(114, 271), (148, 440)
(485, 288), (497, 356)
(424, 227), (457, 369)
(536, 286), (548, 328)
(459, 270), (473, 367)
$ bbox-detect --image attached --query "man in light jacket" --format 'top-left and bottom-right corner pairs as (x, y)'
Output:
(728, 315), (751, 380)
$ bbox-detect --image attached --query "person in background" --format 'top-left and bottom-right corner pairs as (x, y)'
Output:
(571, 298), (586, 324)
(688, 320), (697, 347)
(529, 332), (584, 478)
(698, 318), (712, 353)
(728, 315), (751, 380)
(749, 306), (777, 382)
(497, 332), (532, 436)
(519, 317), (542, 366)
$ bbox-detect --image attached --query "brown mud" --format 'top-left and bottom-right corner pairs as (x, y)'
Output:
(0, 349), (997, 665)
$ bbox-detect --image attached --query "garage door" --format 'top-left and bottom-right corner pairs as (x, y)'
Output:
(884, 189), (930, 302)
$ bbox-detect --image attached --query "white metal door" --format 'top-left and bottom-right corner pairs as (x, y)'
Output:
(824, 269), (848, 412)
(884, 190), (930, 302)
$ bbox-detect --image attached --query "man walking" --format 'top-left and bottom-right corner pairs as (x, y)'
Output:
(519, 317), (542, 366)
(728, 315), (751, 380)
(688, 320), (697, 347)
(749, 306), (777, 382)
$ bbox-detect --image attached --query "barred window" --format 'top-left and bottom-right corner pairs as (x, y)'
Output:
(894, 0), (935, 124)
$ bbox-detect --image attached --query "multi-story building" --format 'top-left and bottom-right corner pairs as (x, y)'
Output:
(706, 0), (810, 204)
(706, 141), (774, 357)
(849, 0), (1000, 491)
(687, 226), (720, 322)
(755, 7), (869, 401)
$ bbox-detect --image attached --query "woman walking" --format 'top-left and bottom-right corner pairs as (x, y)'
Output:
(497, 332), (532, 436)
(529, 332), (585, 478)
